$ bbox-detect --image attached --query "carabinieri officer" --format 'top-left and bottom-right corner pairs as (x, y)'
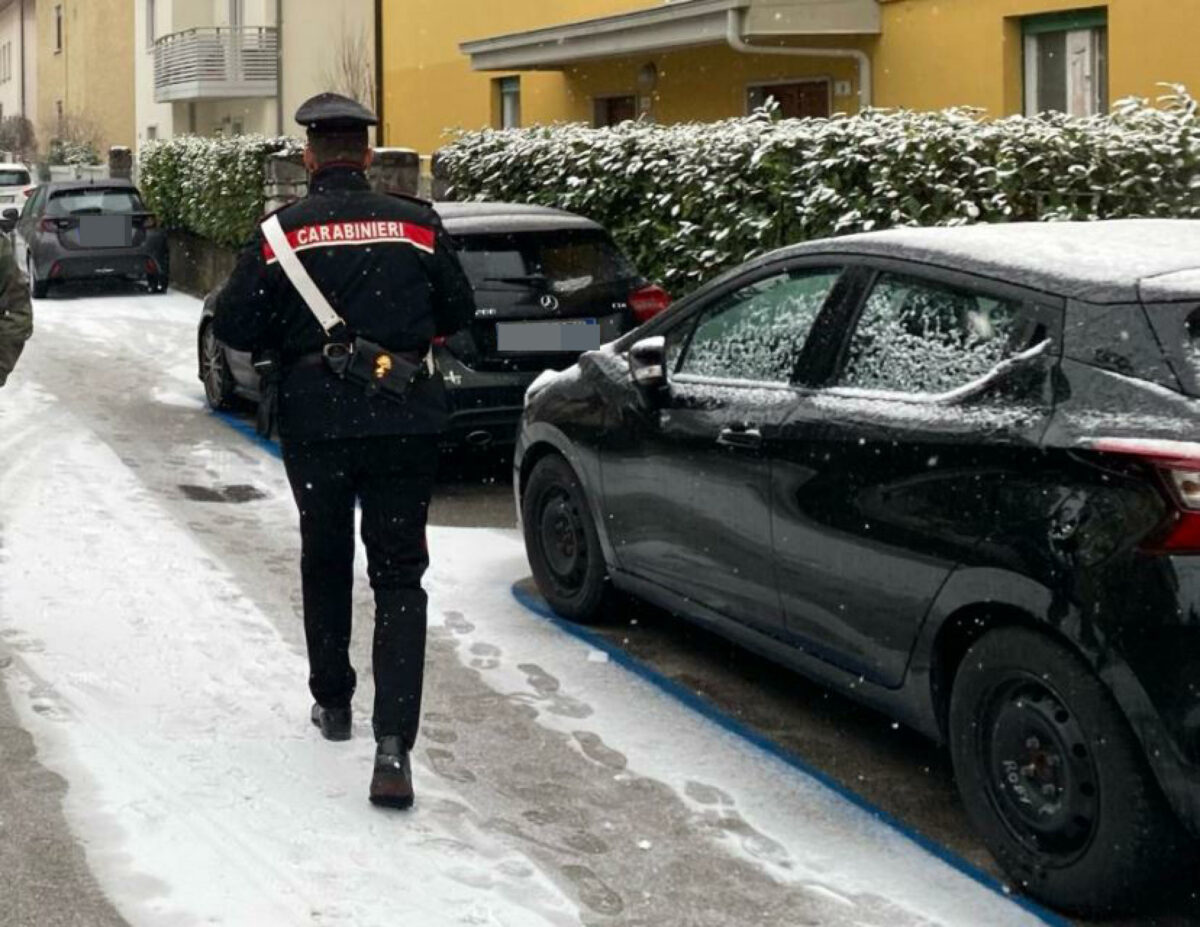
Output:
(213, 92), (474, 809)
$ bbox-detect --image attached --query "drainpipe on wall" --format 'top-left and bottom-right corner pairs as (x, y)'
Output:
(725, 8), (873, 110)
(275, 0), (283, 135)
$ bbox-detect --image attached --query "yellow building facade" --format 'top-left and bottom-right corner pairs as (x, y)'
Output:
(381, 0), (1200, 156)
(38, 0), (136, 153)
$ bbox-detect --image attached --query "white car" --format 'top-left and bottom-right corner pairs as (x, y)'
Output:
(0, 162), (35, 207)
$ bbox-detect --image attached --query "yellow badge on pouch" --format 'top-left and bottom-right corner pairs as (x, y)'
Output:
(374, 354), (393, 380)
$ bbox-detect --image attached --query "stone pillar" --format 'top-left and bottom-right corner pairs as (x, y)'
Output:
(368, 148), (420, 197)
(263, 151), (307, 213)
(109, 146), (133, 181)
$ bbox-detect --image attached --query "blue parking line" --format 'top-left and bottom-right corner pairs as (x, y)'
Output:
(510, 581), (1069, 927)
(213, 410), (282, 459)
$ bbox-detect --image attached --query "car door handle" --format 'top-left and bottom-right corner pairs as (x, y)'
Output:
(717, 426), (763, 450)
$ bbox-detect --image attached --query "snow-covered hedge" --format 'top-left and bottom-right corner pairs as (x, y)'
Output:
(139, 135), (302, 249)
(437, 89), (1200, 293)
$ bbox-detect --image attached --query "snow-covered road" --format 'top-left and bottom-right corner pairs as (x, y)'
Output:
(0, 288), (1054, 926)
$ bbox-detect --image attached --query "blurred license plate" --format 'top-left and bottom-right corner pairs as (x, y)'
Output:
(497, 319), (602, 353)
(78, 216), (132, 247)
(0, 195), (13, 203)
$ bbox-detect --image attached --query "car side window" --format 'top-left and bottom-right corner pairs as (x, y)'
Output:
(673, 268), (842, 383)
(841, 272), (1032, 394)
(20, 186), (41, 220)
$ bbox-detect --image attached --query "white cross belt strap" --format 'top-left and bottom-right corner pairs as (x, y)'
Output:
(261, 214), (345, 335)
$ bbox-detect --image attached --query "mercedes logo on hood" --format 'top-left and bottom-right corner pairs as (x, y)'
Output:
(540, 294), (560, 312)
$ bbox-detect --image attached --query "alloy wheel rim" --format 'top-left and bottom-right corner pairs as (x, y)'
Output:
(201, 327), (225, 403)
(539, 487), (586, 592)
(980, 676), (1100, 865)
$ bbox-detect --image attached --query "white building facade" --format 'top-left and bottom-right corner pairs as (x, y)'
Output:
(136, 0), (376, 145)
(0, 0), (37, 128)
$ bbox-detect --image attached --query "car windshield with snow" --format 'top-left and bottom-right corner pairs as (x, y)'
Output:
(515, 218), (1200, 916)
(199, 202), (668, 448)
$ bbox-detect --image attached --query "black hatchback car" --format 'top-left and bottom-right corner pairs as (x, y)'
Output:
(199, 202), (667, 446)
(13, 180), (168, 298)
(515, 220), (1200, 915)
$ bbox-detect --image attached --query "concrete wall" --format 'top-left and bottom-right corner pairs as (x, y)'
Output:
(39, 0), (136, 153)
(136, 0), (176, 145)
(280, 0), (374, 141)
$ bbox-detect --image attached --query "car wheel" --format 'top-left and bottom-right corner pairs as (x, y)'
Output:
(200, 322), (236, 411)
(27, 256), (48, 299)
(522, 454), (611, 622)
(147, 275), (169, 294)
(949, 627), (1188, 915)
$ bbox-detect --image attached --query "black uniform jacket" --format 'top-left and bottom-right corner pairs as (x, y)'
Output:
(213, 165), (474, 441)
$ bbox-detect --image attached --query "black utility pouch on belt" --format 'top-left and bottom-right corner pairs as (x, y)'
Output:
(261, 213), (431, 406)
(324, 338), (423, 403)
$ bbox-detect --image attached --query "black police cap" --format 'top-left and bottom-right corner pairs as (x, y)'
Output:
(295, 93), (378, 133)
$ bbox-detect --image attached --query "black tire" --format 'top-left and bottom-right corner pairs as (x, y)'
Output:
(27, 256), (48, 299)
(949, 627), (1188, 915)
(522, 454), (611, 622)
(199, 321), (236, 411)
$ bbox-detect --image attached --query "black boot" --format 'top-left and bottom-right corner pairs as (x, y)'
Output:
(369, 736), (414, 809)
(311, 703), (352, 742)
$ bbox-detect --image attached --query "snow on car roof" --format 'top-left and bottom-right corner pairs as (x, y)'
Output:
(434, 201), (601, 235)
(786, 219), (1200, 305)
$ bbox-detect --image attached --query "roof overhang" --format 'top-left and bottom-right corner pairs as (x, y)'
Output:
(461, 0), (881, 72)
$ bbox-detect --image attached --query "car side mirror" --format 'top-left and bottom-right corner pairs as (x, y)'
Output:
(629, 335), (668, 393)
(0, 207), (18, 232)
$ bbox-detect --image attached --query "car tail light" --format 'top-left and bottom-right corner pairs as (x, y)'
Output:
(49, 261), (62, 278)
(629, 284), (671, 324)
(22, 187), (34, 198)
(39, 218), (58, 233)
(145, 258), (159, 275)
(432, 335), (447, 347)
(1093, 438), (1200, 552)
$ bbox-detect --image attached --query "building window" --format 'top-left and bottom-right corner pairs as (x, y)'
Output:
(495, 77), (520, 129)
(55, 99), (63, 130)
(146, 0), (156, 49)
(747, 80), (831, 119)
(1023, 8), (1108, 117)
(593, 95), (637, 128)
(146, 125), (158, 141)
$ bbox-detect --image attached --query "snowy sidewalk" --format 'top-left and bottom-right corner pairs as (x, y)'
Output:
(0, 292), (1051, 926)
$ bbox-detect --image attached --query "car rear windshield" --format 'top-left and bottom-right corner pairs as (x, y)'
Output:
(0, 169), (30, 186)
(46, 188), (146, 216)
(455, 229), (637, 294)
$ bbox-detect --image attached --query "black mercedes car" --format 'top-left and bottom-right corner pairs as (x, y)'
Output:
(13, 179), (168, 298)
(199, 202), (667, 446)
(515, 219), (1200, 915)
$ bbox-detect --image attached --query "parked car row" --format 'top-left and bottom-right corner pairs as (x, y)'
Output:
(515, 219), (1200, 916)
(198, 200), (1197, 915)
(198, 202), (670, 448)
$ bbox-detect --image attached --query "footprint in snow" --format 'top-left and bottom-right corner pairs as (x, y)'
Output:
(426, 747), (477, 783)
(572, 731), (627, 771)
(561, 864), (624, 917)
(469, 641), (500, 670)
(443, 610), (475, 635)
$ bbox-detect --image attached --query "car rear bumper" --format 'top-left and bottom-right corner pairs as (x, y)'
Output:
(32, 238), (168, 283)
(437, 349), (541, 449)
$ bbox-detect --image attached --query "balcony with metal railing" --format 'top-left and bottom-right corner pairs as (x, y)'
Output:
(154, 26), (278, 103)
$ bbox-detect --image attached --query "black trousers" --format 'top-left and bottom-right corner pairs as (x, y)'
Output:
(282, 434), (437, 748)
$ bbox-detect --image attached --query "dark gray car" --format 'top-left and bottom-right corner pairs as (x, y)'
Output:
(12, 180), (169, 299)
(199, 201), (667, 448)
